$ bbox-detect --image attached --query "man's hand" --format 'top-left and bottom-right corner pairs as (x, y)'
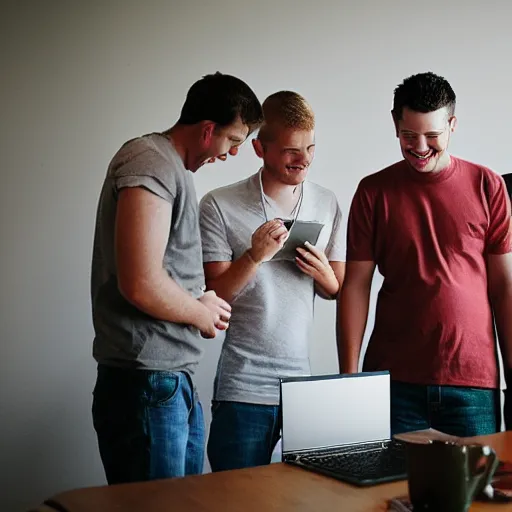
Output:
(197, 290), (232, 339)
(296, 242), (339, 296)
(248, 219), (289, 264)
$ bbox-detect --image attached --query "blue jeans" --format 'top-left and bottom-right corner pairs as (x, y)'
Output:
(92, 365), (204, 484)
(207, 401), (280, 471)
(390, 381), (499, 437)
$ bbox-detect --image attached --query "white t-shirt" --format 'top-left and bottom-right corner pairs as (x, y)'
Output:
(199, 171), (345, 405)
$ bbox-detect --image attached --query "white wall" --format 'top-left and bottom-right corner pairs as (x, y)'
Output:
(1, 0), (511, 509)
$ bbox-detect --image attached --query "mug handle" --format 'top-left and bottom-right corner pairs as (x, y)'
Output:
(468, 445), (499, 498)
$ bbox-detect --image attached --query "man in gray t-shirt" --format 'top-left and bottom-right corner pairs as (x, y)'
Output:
(91, 72), (263, 484)
(199, 91), (345, 472)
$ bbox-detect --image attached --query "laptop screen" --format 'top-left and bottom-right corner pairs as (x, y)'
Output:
(280, 371), (391, 455)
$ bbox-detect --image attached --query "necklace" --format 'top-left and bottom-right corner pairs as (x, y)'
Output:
(258, 168), (304, 223)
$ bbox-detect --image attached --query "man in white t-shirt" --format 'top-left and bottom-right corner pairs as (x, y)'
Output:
(199, 91), (345, 471)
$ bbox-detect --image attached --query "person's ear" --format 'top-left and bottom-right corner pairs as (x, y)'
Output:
(252, 138), (264, 158)
(201, 121), (216, 144)
(449, 116), (458, 133)
(391, 111), (399, 138)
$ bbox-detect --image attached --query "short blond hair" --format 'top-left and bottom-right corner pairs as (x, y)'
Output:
(258, 91), (315, 142)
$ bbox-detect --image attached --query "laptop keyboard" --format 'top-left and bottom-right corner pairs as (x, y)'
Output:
(295, 440), (406, 483)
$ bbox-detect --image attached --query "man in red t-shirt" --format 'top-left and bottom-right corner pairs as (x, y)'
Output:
(337, 72), (512, 436)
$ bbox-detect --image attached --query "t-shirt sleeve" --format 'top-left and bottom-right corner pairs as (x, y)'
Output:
(112, 144), (177, 204)
(115, 175), (175, 203)
(346, 180), (376, 261)
(325, 200), (346, 262)
(199, 194), (233, 263)
(486, 173), (512, 255)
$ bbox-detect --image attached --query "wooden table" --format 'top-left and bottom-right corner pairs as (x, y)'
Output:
(41, 432), (512, 512)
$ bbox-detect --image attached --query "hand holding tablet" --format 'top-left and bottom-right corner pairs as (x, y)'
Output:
(271, 220), (324, 261)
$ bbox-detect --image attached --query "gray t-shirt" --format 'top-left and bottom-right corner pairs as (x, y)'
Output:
(91, 133), (205, 373)
(199, 171), (345, 405)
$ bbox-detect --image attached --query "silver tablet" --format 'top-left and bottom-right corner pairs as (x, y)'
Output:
(272, 220), (325, 261)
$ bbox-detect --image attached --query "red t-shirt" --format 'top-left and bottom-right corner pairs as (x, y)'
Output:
(347, 157), (512, 389)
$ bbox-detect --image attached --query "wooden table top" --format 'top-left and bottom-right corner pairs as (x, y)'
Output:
(42, 432), (512, 512)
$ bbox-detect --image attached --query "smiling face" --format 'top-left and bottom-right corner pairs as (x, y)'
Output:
(395, 106), (456, 173)
(253, 127), (315, 186)
(188, 117), (249, 172)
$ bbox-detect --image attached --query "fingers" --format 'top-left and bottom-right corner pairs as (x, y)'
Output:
(216, 297), (232, 314)
(202, 290), (231, 314)
(277, 232), (289, 245)
(214, 318), (230, 331)
(266, 219), (284, 232)
(200, 327), (216, 339)
(212, 296), (231, 324)
(295, 255), (315, 277)
(296, 246), (323, 271)
(214, 297), (231, 326)
(201, 314), (229, 337)
(217, 308), (231, 322)
(304, 241), (329, 264)
(269, 225), (288, 239)
(256, 219), (283, 237)
(214, 305), (230, 330)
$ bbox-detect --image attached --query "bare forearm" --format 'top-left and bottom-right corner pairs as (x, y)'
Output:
(120, 270), (205, 328)
(336, 284), (371, 373)
(206, 251), (259, 303)
(314, 261), (345, 300)
(315, 282), (338, 300)
(492, 289), (512, 370)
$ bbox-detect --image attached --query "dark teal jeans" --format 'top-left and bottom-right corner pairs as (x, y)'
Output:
(207, 401), (281, 472)
(390, 381), (499, 437)
(92, 365), (204, 484)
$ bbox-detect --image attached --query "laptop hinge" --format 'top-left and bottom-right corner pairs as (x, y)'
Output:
(282, 438), (393, 460)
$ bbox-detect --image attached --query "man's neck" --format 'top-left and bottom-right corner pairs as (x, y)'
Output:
(163, 124), (189, 169)
(434, 152), (452, 173)
(261, 167), (300, 197)
(425, 152), (452, 174)
(260, 168), (300, 209)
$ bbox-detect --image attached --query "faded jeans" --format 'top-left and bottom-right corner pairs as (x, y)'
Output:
(92, 365), (204, 484)
(207, 401), (281, 472)
(390, 380), (499, 437)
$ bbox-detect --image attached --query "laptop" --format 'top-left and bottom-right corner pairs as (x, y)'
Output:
(279, 371), (407, 486)
(503, 173), (512, 202)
